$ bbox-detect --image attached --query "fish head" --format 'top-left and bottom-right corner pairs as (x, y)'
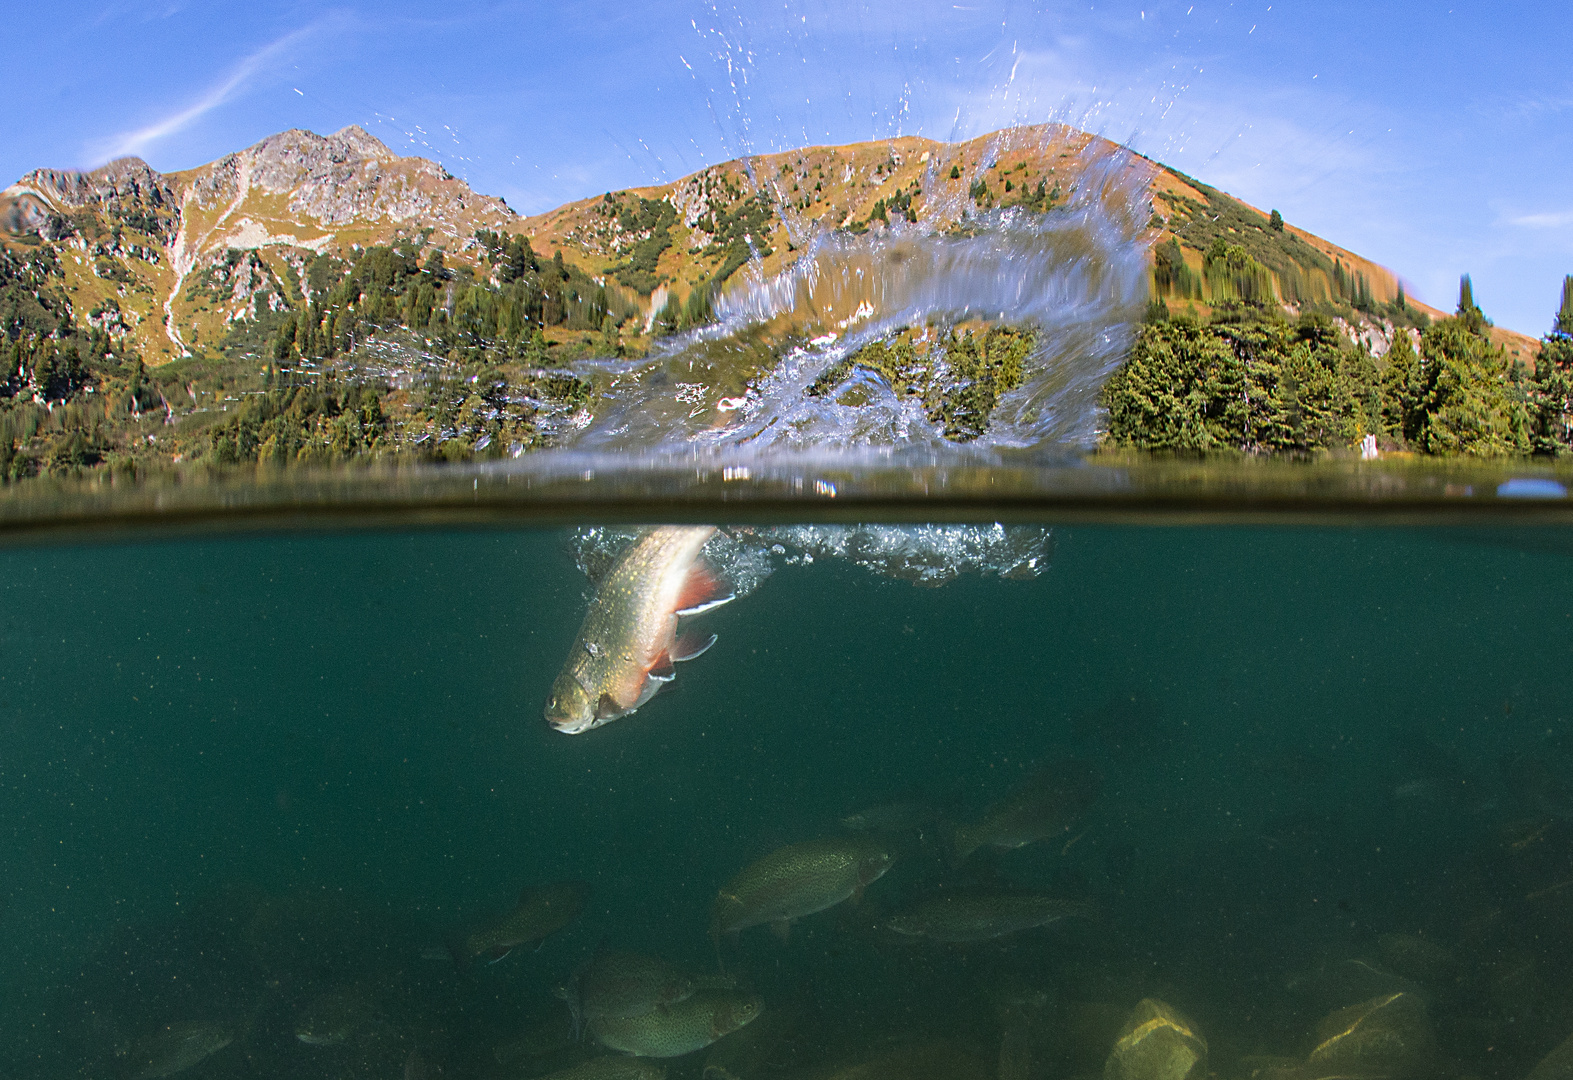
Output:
(714, 993), (764, 1037)
(545, 672), (597, 734)
(858, 844), (897, 886)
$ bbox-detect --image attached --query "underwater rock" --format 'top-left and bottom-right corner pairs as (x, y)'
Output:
(1062, 1002), (1132, 1077)
(1376, 933), (1459, 985)
(1103, 998), (1207, 1080)
(1528, 1028), (1573, 1080)
(1304, 991), (1434, 1076)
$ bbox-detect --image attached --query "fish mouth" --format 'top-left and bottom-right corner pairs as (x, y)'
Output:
(546, 711), (600, 735)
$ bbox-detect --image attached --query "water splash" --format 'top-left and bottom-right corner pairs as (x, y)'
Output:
(569, 134), (1153, 457)
(569, 522), (1051, 600)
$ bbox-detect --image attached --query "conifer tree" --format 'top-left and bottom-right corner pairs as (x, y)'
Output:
(1456, 274), (1489, 337)
(1555, 274), (1573, 338)
(1269, 209), (1284, 232)
(1535, 278), (1573, 453)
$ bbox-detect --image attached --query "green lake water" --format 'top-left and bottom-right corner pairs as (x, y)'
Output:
(3, 521), (1572, 1078)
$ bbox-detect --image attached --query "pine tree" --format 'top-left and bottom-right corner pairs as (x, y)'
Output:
(1457, 274), (1489, 336)
(1555, 274), (1573, 337)
(1269, 209), (1284, 232)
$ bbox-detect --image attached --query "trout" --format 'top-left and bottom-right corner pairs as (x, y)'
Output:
(563, 949), (698, 1023)
(951, 760), (1100, 863)
(590, 989), (762, 1058)
(888, 891), (1095, 942)
(547, 526), (734, 734)
(712, 836), (894, 943)
(457, 880), (589, 963)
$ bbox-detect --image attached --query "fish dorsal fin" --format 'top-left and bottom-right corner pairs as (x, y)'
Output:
(594, 693), (623, 721)
(675, 562), (735, 617)
(648, 652), (677, 682)
(673, 631), (718, 663)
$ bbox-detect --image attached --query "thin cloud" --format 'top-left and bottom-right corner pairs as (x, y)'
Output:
(1509, 210), (1573, 228)
(86, 20), (329, 164)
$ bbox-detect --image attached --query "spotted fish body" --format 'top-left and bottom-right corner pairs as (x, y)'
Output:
(573, 950), (697, 1021)
(887, 892), (1095, 942)
(950, 760), (1100, 863)
(712, 836), (895, 942)
(547, 526), (732, 735)
(460, 880), (589, 963)
(589, 989), (762, 1058)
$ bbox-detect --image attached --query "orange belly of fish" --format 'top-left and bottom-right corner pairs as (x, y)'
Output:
(609, 625), (674, 709)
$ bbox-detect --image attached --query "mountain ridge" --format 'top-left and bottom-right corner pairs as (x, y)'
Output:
(0, 121), (1539, 367)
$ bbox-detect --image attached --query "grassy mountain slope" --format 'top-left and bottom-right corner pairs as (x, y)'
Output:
(0, 122), (1557, 478)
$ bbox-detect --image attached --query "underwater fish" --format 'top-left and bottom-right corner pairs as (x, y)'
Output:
(546, 525), (734, 734)
(887, 891), (1095, 942)
(562, 949), (698, 1025)
(294, 986), (377, 1046)
(712, 835), (895, 943)
(590, 989), (763, 1057)
(839, 794), (953, 833)
(950, 760), (1100, 863)
(127, 1021), (234, 1079)
(458, 880), (589, 963)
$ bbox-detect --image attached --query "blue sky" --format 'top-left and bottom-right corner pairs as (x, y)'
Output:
(3, 1), (1569, 334)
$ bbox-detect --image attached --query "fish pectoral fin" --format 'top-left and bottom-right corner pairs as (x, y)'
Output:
(850, 882), (865, 906)
(771, 919), (793, 943)
(487, 946), (514, 964)
(673, 631), (718, 662)
(648, 652), (678, 682)
(594, 693), (625, 721)
(675, 562), (735, 617)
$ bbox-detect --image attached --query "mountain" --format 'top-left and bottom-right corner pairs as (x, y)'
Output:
(0, 121), (1537, 369)
(1, 125), (516, 363)
(1, 121), (1561, 479)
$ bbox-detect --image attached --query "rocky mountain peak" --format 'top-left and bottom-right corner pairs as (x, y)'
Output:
(12, 157), (174, 209)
